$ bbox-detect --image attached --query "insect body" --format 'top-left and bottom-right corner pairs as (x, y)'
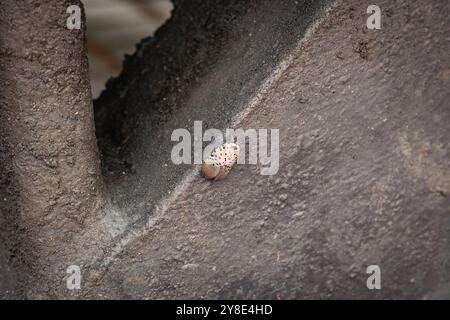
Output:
(202, 143), (239, 181)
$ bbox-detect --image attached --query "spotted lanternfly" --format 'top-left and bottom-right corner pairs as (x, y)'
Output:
(202, 143), (240, 181)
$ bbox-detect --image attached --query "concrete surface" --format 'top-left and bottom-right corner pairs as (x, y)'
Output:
(92, 0), (450, 299)
(0, 0), (106, 299)
(0, 0), (449, 299)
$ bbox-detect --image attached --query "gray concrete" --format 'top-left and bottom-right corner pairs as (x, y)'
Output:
(0, 0), (449, 299)
(91, 0), (450, 299)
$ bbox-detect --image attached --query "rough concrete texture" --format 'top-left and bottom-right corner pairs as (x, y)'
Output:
(0, 0), (113, 298)
(1, 0), (449, 299)
(91, 0), (450, 299)
(94, 0), (330, 221)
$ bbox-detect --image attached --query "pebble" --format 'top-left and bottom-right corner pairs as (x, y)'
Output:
(181, 263), (199, 270)
(293, 211), (304, 218)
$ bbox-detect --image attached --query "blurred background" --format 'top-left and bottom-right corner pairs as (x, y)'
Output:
(82, 0), (173, 98)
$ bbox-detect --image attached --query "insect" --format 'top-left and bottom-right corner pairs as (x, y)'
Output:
(202, 143), (240, 181)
